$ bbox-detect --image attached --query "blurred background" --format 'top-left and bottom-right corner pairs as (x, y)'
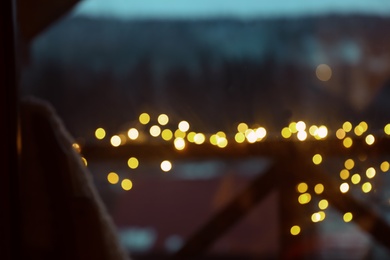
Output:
(18, 0), (390, 259)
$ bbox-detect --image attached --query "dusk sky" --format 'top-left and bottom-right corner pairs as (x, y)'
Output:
(72, 0), (390, 19)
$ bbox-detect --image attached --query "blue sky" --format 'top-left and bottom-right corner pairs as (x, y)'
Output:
(72, 0), (390, 19)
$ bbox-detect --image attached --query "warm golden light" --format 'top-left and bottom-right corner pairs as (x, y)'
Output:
(162, 129), (173, 141)
(362, 182), (372, 193)
(343, 212), (353, 222)
(297, 131), (307, 141)
(235, 132), (246, 143)
(127, 157), (139, 169)
(312, 154), (322, 165)
(255, 127), (267, 140)
(139, 113), (150, 125)
(289, 122), (298, 133)
(246, 130), (257, 143)
(150, 125), (161, 137)
(161, 160), (172, 172)
(318, 199), (328, 210)
(365, 134), (375, 145)
(210, 135), (218, 145)
(296, 121), (306, 131)
(217, 138), (228, 148)
(311, 212), (321, 223)
(216, 131), (226, 138)
(342, 121), (352, 132)
(281, 127), (292, 139)
(316, 64), (332, 81)
(340, 169), (350, 180)
(81, 157), (87, 166)
(317, 125), (328, 138)
(174, 129), (186, 138)
(121, 179), (133, 191)
(366, 167), (376, 179)
(290, 225), (301, 236)
(343, 137), (353, 148)
(178, 121), (190, 132)
(380, 161), (390, 172)
(107, 172), (119, 184)
(298, 193), (311, 204)
(157, 114), (169, 125)
(336, 129), (346, 139)
(174, 138), (186, 150)
(73, 143), (81, 153)
(354, 125), (364, 136)
(351, 174), (361, 184)
(340, 183), (349, 193)
(296, 182), (308, 193)
(314, 184), (324, 194)
(127, 128), (139, 140)
(359, 121), (368, 132)
(237, 122), (249, 133)
(344, 159), (355, 170)
(385, 124), (390, 135)
(95, 128), (106, 140)
(110, 135), (121, 147)
(194, 133), (206, 144)
(309, 125), (318, 136)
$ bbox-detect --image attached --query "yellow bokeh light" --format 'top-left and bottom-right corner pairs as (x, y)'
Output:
(354, 125), (364, 136)
(340, 169), (350, 180)
(342, 121), (352, 132)
(216, 131), (226, 138)
(311, 212), (321, 222)
(316, 64), (332, 81)
(246, 130), (257, 143)
(309, 125), (318, 136)
(210, 135), (218, 145)
(81, 157), (87, 166)
(336, 129), (346, 140)
(344, 159), (355, 170)
(384, 124), (390, 135)
(289, 122), (298, 133)
(110, 135), (122, 147)
(343, 137), (353, 148)
(174, 138), (186, 150)
(73, 143), (81, 153)
(161, 160), (172, 172)
(362, 182), (372, 193)
(157, 114), (169, 125)
(150, 125), (161, 137)
(255, 127), (267, 140)
(365, 134), (375, 145)
(107, 172), (119, 184)
(95, 128), (106, 140)
(298, 193), (311, 204)
(318, 199), (328, 210)
(174, 129), (186, 138)
(237, 122), (249, 133)
(314, 184), (324, 194)
(296, 182), (308, 193)
(296, 121), (306, 131)
(178, 121), (190, 132)
(194, 133), (206, 144)
(281, 127), (292, 139)
(139, 113), (150, 125)
(290, 225), (301, 236)
(235, 132), (246, 143)
(186, 132), (196, 142)
(359, 121), (368, 132)
(297, 131), (307, 141)
(351, 174), (361, 184)
(366, 167), (376, 179)
(162, 129), (173, 141)
(121, 179), (133, 191)
(127, 157), (139, 169)
(343, 212), (353, 222)
(217, 138), (228, 148)
(127, 128), (139, 140)
(380, 161), (390, 172)
(340, 182), (349, 193)
(312, 154), (322, 165)
(317, 125), (328, 138)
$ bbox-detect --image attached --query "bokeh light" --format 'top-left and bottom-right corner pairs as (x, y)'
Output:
(95, 128), (106, 140)
(316, 64), (332, 81)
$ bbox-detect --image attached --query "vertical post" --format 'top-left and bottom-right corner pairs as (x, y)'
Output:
(0, 0), (20, 259)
